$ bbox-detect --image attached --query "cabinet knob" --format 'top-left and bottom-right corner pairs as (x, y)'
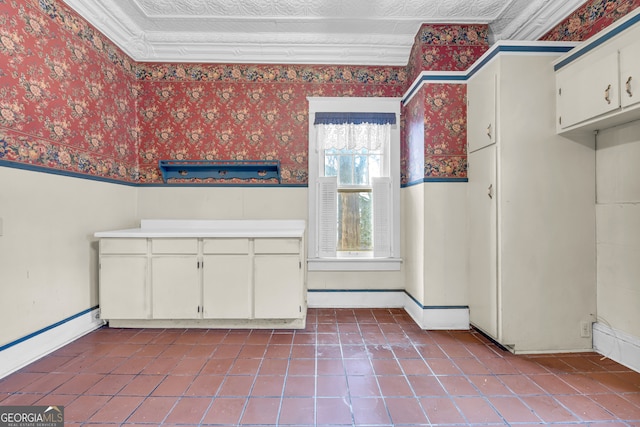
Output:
(604, 84), (612, 104)
(487, 184), (493, 199)
(486, 123), (492, 139)
(626, 76), (633, 97)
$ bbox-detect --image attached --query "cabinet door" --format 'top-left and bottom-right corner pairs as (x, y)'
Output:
(620, 39), (640, 108)
(467, 60), (497, 153)
(151, 256), (200, 319)
(202, 254), (251, 319)
(254, 255), (302, 319)
(467, 145), (498, 339)
(99, 256), (148, 319)
(556, 51), (619, 129)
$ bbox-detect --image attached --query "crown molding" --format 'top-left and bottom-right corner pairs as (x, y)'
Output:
(490, 0), (585, 41)
(62, 0), (585, 65)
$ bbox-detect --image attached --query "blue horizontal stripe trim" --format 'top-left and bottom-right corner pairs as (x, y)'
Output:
(138, 183), (308, 188)
(0, 306), (99, 352)
(308, 289), (469, 311)
(403, 290), (469, 310)
(402, 74), (466, 103)
(404, 44), (576, 103)
(424, 305), (470, 310)
(308, 289), (404, 293)
(555, 13), (640, 71)
(0, 161), (308, 188)
(314, 112), (396, 125)
(401, 177), (468, 188)
(0, 160), (136, 186)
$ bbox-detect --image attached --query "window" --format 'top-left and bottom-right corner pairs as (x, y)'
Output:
(308, 98), (401, 271)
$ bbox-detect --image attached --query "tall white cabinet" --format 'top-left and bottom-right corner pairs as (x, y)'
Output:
(466, 44), (596, 353)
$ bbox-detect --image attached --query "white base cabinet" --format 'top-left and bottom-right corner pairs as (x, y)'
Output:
(97, 221), (306, 329)
(467, 47), (596, 353)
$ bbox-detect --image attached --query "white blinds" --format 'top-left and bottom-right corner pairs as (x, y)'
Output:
(317, 176), (338, 258)
(372, 177), (392, 258)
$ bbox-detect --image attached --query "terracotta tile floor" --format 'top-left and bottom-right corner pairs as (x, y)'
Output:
(1, 308), (639, 426)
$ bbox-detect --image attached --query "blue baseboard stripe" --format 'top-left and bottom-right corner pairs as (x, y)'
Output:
(307, 289), (404, 293)
(308, 289), (468, 311)
(0, 306), (99, 352)
(402, 177), (469, 188)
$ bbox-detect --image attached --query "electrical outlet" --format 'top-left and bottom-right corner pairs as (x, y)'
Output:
(580, 321), (591, 338)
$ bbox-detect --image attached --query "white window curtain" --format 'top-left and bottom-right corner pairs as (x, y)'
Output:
(315, 119), (393, 259)
(316, 123), (391, 152)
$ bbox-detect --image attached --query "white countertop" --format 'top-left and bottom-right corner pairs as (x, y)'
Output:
(95, 219), (306, 238)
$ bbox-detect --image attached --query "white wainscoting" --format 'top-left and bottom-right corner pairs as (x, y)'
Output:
(593, 322), (640, 372)
(0, 308), (104, 379)
(307, 290), (469, 330)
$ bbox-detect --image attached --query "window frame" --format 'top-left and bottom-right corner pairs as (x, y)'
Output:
(307, 97), (402, 271)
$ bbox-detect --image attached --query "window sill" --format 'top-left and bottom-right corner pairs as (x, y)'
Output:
(307, 257), (403, 271)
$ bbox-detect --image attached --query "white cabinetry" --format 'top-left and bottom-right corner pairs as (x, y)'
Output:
(202, 238), (251, 319)
(254, 239), (303, 319)
(467, 47), (596, 353)
(96, 220), (306, 328)
(151, 239), (200, 319)
(467, 60), (497, 153)
(99, 239), (149, 319)
(555, 9), (640, 135)
(556, 51), (619, 129)
(619, 38), (640, 109)
(467, 145), (497, 338)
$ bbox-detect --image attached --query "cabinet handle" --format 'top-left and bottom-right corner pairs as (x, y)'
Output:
(604, 84), (612, 104)
(487, 184), (493, 199)
(486, 123), (492, 139)
(626, 76), (633, 97)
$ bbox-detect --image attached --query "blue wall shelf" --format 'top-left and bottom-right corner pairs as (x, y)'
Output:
(159, 160), (281, 183)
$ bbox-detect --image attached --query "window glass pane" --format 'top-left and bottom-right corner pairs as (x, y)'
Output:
(337, 154), (354, 185)
(368, 153), (382, 181)
(324, 148), (385, 184)
(324, 154), (338, 177)
(337, 191), (372, 252)
(354, 150), (369, 185)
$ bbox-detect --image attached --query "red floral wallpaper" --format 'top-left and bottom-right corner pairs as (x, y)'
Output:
(1, 0), (638, 186)
(401, 90), (425, 185)
(406, 24), (490, 83)
(0, 0), (139, 182)
(402, 24), (488, 184)
(541, 0), (640, 41)
(422, 84), (467, 180)
(136, 65), (405, 185)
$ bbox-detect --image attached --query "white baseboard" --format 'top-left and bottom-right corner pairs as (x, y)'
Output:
(0, 307), (104, 379)
(404, 293), (469, 330)
(593, 322), (640, 372)
(307, 290), (469, 330)
(307, 290), (405, 308)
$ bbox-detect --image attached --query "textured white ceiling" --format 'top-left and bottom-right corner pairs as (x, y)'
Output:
(62, 0), (584, 65)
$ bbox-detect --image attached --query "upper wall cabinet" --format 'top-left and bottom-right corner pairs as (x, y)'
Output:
(555, 9), (640, 136)
(620, 38), (640, 109)
(467, 59), (497, 153)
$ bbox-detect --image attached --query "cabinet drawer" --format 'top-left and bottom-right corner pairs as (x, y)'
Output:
(151, 238), (198, 254)
(254, 238), (300, 254)
(100, 238), (147, 254)
(203, 238), (249, 254)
